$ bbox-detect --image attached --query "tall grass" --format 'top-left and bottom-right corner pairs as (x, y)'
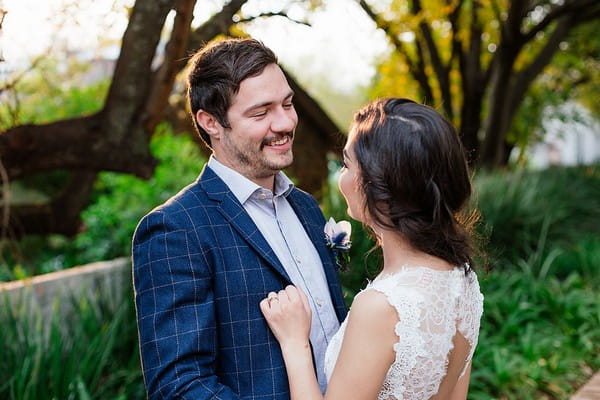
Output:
(473, 165), (600, 269)
(0, 283), (144, 400)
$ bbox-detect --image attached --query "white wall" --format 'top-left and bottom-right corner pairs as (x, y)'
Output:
(525, 102), (600, 168)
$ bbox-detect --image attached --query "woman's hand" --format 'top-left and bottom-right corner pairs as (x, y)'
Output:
(260, 285), (312, 351)
(261, 286), (322, 400)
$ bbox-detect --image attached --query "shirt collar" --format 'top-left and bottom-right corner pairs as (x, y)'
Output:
(207, 155), (294, 204)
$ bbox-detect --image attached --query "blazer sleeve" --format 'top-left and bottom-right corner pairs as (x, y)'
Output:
(132, 208), (242, 400)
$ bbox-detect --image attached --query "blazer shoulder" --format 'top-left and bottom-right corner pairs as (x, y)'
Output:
(134, 177), (212, 236)
(153, 180), (207, 216)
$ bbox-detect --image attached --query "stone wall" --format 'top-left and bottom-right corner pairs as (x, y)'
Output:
(0, 258), (131, 320)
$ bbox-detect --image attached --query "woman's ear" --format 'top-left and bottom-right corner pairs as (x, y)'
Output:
(196, 110), (222, 141)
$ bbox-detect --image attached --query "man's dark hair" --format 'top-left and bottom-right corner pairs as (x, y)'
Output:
(187, 38), (278, 147)
(351, 98), (478, 271)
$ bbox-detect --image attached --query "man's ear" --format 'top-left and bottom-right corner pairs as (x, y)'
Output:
(196, 110), (222, 141)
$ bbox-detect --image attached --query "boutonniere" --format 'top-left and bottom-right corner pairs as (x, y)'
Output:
(324, 217), (352, 271)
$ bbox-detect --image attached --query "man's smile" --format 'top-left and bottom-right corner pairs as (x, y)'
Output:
(262, 134), (293, 149)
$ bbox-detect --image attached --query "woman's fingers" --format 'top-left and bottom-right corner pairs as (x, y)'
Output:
(296, 286), (312, 317)
(261, 286), (310, 316)
(260, 285), (313, 347)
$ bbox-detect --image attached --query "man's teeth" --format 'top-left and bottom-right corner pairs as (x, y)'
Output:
(268, 136), (289, 146)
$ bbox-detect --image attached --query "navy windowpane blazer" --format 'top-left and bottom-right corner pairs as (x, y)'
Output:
(132, 166), (347, 399)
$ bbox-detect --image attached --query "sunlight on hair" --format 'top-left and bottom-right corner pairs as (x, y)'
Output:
(387, 114), (420, 129)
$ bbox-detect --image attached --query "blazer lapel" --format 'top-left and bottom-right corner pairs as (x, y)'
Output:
(198, 167), (292, 283)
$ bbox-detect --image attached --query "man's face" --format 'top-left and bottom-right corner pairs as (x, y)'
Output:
(213, 63), (298, 186)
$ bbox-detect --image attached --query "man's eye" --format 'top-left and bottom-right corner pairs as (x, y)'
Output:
(252, 111), (267, 118)
(283, 102), (294, 109)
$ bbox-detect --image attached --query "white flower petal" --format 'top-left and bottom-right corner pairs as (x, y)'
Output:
(337, 220), (351, 238)
(324, 217), (336, 238)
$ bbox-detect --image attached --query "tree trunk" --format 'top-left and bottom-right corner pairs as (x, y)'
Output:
(7, 172), (98, 237)
(458, 0), (485, 165)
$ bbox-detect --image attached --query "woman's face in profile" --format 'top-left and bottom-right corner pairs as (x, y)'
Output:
(339, 133), (364, 222)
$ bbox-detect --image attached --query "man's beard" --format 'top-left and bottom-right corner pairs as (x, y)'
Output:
(226, 132), (294, 179)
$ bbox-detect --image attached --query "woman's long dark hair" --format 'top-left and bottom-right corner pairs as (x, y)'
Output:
(351, 98), (477, 271)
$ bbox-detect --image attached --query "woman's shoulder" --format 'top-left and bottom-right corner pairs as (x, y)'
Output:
(345, 289), (399, 345)
(352, 288), (395, 314)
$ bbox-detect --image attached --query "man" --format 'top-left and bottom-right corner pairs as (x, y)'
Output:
(132, 38), (347, 399)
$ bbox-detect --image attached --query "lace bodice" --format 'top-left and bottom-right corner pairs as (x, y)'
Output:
(324, 266), (484, 400)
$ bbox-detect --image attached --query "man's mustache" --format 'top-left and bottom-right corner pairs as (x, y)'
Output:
(260, 132), (295, 148)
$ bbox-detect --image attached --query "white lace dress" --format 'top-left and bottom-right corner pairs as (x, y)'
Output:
(324, 266), (484, 400)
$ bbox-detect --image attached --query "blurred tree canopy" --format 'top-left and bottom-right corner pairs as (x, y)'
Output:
(360, 0), (600, 167)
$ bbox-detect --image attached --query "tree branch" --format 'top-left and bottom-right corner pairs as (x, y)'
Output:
(507, 15), (575, 123)
(102, 0), (175, 143)
(0, 114), (157, 181)
(145, 0), (197, 132)
(357, 0), (434, 102)
(186, 0), (247, 53)
(522, 0), (600, 42)
(448, 0), (465, 67)
(236, 12), (311, 26)
(413, 0), (453, 118)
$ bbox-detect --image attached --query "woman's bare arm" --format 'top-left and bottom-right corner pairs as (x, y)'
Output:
(261, 287), (398, 400)
(449, 362), (472, 400)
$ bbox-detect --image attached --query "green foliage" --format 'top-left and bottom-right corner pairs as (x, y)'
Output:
(0, 282), (144, 400)
(72, 124), (206, 264)
(544, 22), (600, 118)
(471, 263), (599, 399)
(0, 57), (109, 130)
(509, 19), (600, 161)
(473, 164), (600, 269)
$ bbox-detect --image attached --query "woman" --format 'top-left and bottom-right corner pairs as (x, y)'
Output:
(260, 98), (484, 400)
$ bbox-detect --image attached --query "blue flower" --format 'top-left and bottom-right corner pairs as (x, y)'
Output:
(324, 218), (352, 270)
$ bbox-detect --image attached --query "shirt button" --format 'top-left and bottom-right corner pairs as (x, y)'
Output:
(258, 193), (267, 200)
(316, 299), (323, 307)
(295, 256), (301, 264)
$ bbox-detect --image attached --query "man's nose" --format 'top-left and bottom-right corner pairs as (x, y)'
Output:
(271, 107), (297, 133)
